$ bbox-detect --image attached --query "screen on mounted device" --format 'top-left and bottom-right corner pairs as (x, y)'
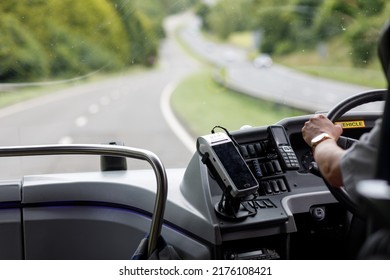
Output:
(212, 141), (258, 190)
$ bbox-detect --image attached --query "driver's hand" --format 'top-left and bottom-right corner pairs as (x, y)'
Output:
(302, 114), (343, 146)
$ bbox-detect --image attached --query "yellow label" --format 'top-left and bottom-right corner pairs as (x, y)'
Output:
(335, 120), (365, 129)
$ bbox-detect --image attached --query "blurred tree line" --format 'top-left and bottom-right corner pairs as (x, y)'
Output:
(196, 0), (390, 67)
(0, 0), (196, 82)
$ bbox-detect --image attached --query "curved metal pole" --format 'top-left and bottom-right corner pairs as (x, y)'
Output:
(0, 144), (168, 258)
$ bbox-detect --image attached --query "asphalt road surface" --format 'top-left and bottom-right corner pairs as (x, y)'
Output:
(0, 13), (199, 179)
(179, 15), (384, 113)
(0, 12), (384, 179)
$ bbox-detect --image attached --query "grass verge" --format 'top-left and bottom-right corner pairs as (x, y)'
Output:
(275, 37), (387, 89)
(221, 30), (387, 88)
(0, 66), (148, 109)
(171, 69), (306, 136)
(0, 85), (64, 109)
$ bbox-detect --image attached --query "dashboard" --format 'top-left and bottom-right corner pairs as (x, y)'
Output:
(0, 111), (382, 260)
(229, 113), (375, 198)
(177, 111), (382, 259)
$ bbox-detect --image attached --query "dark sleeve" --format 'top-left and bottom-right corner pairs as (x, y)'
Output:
(340, 119), (382, 194)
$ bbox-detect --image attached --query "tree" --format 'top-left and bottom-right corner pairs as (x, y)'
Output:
(204, 0), (255, 39)
(0, 14), (49, 81)
(0, 0), (165, 81)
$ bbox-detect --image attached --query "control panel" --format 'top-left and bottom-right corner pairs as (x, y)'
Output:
(238, 126), (300, 196)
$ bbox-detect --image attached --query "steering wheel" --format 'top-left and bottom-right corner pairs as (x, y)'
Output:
(312, 89), (386, 218)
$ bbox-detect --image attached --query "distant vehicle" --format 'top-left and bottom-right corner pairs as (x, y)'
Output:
(253, 54), (273, 68)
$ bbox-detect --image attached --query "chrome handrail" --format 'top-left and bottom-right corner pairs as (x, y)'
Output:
(0, 143), (168, 258)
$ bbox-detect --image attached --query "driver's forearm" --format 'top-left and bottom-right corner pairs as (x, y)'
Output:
(313, 139), (346, 187)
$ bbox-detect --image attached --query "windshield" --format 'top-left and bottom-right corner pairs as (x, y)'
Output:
(0, 0), (388, 178)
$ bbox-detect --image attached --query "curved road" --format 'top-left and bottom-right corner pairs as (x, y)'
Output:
(179, 15), (384, 112)
(0, 12), (384, 179)
(0, 13), (199, 179)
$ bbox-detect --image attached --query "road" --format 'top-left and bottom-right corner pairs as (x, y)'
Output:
(0, 13), (199, 179)
(0, 12), (384, 178)
(179, 15), (384, 112)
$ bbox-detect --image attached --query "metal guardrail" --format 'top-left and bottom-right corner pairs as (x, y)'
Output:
(0, 143), (168, 258)
(0, 68), (106, 92)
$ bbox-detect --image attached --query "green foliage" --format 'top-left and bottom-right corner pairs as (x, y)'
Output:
(203, 0), (256, 39)
(199, 0), (389, 66)
(0, 14), (49, 81)
(130, 11), (159, 65)
(313, 2), (346, 39)
(357, 0), (385, 16)
(195, 2), (210, 18)
(110, 0), (159, 66)
(0, 0), (180, 81)
(347, 20), (380, 67)
(256, 8), (295, 54)
(195, 2), (211, 30)
(162, 0), (199, 14)
(46, 24), (123, 77)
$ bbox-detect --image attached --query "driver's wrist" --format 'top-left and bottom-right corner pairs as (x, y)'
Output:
(310, 133), (334, 150)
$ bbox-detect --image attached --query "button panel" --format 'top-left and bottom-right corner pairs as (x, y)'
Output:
(278, 146), (300, 169)
(240, 140), (294, 196)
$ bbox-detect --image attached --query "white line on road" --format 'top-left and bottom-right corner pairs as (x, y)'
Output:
(58, 136), (73, 144)
(160, 81), (196, 153)
(88, 103), (100, 114)
(99, 96), (111, 106)
(75, 116), (88, 127)
(110, 91), (121, 100)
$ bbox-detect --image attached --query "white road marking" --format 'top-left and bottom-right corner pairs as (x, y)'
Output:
(58, 136), (73, 144)
(110, 91), (121, 100)
(160, 80), (196, 153)
(99, 96), (111, 106)
(88, 103), (100, 114)
(75, 116), (88, 127)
